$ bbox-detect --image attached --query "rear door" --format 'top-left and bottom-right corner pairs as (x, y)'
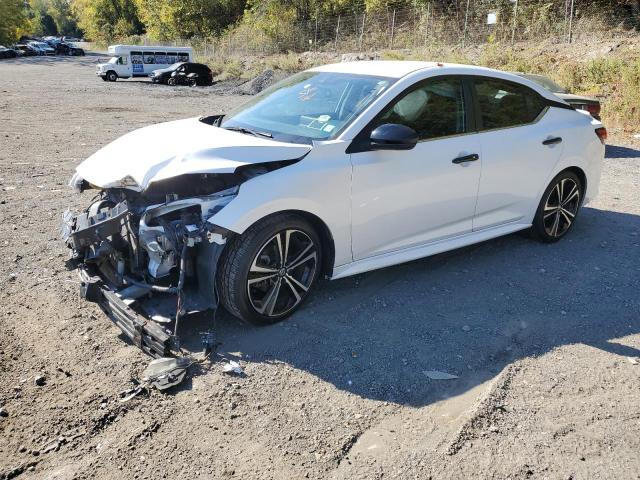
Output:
(470, 77), (564, 230)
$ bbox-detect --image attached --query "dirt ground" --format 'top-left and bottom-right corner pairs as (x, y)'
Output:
(0, 55), (639, 480)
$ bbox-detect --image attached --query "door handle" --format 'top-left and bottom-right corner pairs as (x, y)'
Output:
(542, 137), (563, 146)
(452, 153), (479, 164)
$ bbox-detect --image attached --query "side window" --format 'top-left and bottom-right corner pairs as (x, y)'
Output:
(117, 55), (127, 65)
(473, 78), (546, 130)
(155, 52), (166, 64)
(375, 78), (466, 140)
(130, 51), (143, 64)
(143, 52), (155, 64)
(177, 52), (189, 62)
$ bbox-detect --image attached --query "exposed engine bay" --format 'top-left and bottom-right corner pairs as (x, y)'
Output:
(62, 163), (288, 357)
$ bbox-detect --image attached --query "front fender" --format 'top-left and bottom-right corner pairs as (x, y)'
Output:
(209, 140), (353, 267)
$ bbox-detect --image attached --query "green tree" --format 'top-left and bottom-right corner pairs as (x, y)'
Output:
(50, 0), (82, 36)
(0, 0), (31, 44)
(72, 0), (142, 42)
(134, 0), (246, 40)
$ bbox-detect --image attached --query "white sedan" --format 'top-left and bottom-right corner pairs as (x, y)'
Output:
(64, 61), (605, 351)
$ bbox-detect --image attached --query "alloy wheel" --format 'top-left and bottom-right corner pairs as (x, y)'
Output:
(247, 229), (317, 317)
(543, 178), (580, 238)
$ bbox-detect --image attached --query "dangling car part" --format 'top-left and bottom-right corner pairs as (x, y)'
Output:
(64, 61), (604, 357)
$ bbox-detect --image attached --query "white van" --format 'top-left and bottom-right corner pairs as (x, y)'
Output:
(96, 45), (194, 82)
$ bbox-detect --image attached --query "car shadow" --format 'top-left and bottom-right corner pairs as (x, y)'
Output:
(605, 144), (640, 158)
(177, 206), (640, 407)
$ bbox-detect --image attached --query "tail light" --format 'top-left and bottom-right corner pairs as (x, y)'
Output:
(585, 103), (601, 118)
(595, 127), (607, 144)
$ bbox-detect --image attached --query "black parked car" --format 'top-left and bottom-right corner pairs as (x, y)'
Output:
(53, 42), (85, 56)
(0, 46), (18, 59)
(150, 62), (213, 86)
(14, 44), (38, 56)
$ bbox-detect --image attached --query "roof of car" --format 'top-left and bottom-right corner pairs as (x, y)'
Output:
(310, 61), (440, 78)
(309, 60), (527, 80)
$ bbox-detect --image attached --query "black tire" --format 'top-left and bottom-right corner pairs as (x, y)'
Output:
(106, 71), (117, 82)
(101, 76), (108, 82)
(531, 170), (583, 242)
(217, 214), (322, 325)
(167, 77), (176, 86)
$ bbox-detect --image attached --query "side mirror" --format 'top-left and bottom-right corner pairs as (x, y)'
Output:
(369, 124), (418, 151)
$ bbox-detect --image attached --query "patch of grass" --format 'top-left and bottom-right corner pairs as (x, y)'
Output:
(265, 53), (305, 73)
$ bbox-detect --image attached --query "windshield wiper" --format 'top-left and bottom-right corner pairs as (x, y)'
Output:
(223, 126), (273, 138)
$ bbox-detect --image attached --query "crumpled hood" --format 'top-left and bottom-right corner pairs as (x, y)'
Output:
(75, 118), (311, 191)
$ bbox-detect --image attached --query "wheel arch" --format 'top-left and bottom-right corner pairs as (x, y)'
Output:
(558, 166), (588, 204)
(236, 210), (336, 279)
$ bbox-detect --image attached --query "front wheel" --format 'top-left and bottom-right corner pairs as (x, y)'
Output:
(167, 77), (176, 86)
(217, 214), (322, 325)
(106, 71), (118, 82)
(531, 171), (583, 242)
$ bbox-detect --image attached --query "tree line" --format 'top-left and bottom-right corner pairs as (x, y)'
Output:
(1, 0), (638, 46)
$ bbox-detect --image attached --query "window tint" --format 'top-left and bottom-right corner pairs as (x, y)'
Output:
(177, 52), (189, 62)
(154, 52), (166, 64)
(375, 78), (466, 140)
(143, 52), (155, 64)
(474, 78), (546, 130)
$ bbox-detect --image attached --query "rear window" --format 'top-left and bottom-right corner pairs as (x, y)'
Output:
(473, 78), (547, 130)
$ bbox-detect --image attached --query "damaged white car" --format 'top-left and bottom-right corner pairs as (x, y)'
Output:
(63, 61), (605, 356)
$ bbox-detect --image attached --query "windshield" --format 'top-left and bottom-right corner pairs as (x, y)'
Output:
(519, 74), (567, 94)
(168, 62), (184, 70)
(108, 56), (118, 64)
(221, 71), (394, 143)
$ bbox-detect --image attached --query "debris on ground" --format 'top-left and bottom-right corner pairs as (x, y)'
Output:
(142, 357), (192, 391)
(423, 370), (459, 380)
(34, 375), (46, 386)
(0, 407), (8, 418)
(628, 357), (639, 365)
(222, 360), (243, 375)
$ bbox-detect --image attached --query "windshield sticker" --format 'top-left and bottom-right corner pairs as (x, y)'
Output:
(298, 84), (318, 101)
(322, 124), (335, 133)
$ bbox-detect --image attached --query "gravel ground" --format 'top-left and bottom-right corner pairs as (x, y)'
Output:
(0, 55), (639, 480)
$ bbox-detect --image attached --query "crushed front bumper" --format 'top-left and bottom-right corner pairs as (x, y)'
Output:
(79, 265), (173, 358)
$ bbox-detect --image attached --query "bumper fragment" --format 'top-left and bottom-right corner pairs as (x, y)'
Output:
(79, 266), (173, 358)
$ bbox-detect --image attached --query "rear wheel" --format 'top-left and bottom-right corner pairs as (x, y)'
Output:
(217, 214), (322, 325)
(531, 171), (583, 242)
(106, 71), (118, 82)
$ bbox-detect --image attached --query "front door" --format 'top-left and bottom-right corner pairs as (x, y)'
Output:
(350, 77), (482, 260)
